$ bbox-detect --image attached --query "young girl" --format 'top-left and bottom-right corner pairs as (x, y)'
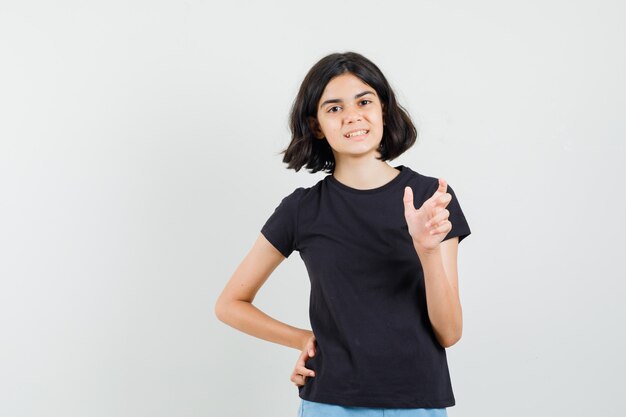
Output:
(215, 51), (471, 417)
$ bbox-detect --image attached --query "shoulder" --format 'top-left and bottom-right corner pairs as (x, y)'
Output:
(402, 165), (434, 184)
(403, 165), (459, 194)
(271, 187), (306, 214)
(272, 180), (319, 212)
(402, 165), (441, 197)
(286, 181), (318, 201)
(286, 176), (327, 201)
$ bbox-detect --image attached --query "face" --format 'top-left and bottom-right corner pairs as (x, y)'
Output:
(310, 72), (385, 161)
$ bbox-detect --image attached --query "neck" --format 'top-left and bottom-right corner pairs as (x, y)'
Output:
(332, 158), (400, 190)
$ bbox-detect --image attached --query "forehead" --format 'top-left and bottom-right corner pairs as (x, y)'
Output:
(319, 73), (376, 99)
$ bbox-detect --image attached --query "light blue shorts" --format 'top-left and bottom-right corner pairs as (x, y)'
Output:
(297, 398), (448, 417)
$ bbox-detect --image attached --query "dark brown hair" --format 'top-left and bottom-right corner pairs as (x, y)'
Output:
(281, 51), (418, 174)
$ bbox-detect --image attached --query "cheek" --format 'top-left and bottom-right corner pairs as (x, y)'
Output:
(366, 106), (383, 119)
(370, 111), (385, 127)
(319, 117), (340, 132)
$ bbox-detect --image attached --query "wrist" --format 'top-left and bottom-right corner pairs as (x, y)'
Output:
(298, 329), (313, 350)
(413, 242), (441, 258)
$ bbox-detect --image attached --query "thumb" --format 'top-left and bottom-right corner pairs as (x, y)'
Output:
(403, 186), (415, 215)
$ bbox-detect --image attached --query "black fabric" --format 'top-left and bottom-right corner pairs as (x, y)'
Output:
(260, 165), (471, 408)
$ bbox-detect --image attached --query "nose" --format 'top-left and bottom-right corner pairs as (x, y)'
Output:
(343, 105), (362, 123)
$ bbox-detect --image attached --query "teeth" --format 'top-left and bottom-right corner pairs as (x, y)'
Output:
(346, 129), (368, 138)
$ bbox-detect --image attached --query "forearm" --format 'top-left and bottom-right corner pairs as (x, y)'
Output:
(216, 300), (312, 351)
(415, 246), (463, 347)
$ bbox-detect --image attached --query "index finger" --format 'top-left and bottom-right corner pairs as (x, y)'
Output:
(427, 178), (447, 202)
(433, 178), (447, 196)
(297, 349), (309, 365)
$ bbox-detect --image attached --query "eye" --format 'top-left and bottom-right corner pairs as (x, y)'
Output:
(327, 106), (341, 113)
(360, 99), (372, 105)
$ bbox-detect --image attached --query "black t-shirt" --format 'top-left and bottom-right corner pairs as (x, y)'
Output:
(260, 165), (471, 408)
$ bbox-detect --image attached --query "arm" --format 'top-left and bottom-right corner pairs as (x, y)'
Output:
(402, 179), (466, 348)
(214, 233), (312, 351)
(415, 237), (463, 348)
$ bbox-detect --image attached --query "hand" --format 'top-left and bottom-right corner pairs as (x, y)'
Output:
(290, 333), (317, 387)
(403, 178), (452, 253)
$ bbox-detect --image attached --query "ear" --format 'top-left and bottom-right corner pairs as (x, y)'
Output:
(308, 117), (325, 139)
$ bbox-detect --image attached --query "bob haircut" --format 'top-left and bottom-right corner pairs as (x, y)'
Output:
(281, 51), (418, 174)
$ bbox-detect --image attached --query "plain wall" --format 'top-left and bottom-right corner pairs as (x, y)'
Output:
(1, 1), (625, 416)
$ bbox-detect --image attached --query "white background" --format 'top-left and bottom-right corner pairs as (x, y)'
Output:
(1, 1), (625, 416)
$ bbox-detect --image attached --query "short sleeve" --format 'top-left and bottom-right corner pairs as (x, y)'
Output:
(428, 181), (472, 244)
(260, 187), (304, 258)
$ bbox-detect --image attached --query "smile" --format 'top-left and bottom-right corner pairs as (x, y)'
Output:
(344, 129), (369, 139)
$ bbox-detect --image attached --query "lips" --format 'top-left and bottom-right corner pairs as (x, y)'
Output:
(344, 129), (369, 138)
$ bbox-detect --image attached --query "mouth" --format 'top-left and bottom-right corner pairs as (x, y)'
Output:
(344, 129), (369, 140)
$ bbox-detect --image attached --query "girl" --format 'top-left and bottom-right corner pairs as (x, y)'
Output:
(215, 51), (471, 417)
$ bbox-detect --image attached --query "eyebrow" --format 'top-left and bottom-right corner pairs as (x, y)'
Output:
(319, 90), (376, 109)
